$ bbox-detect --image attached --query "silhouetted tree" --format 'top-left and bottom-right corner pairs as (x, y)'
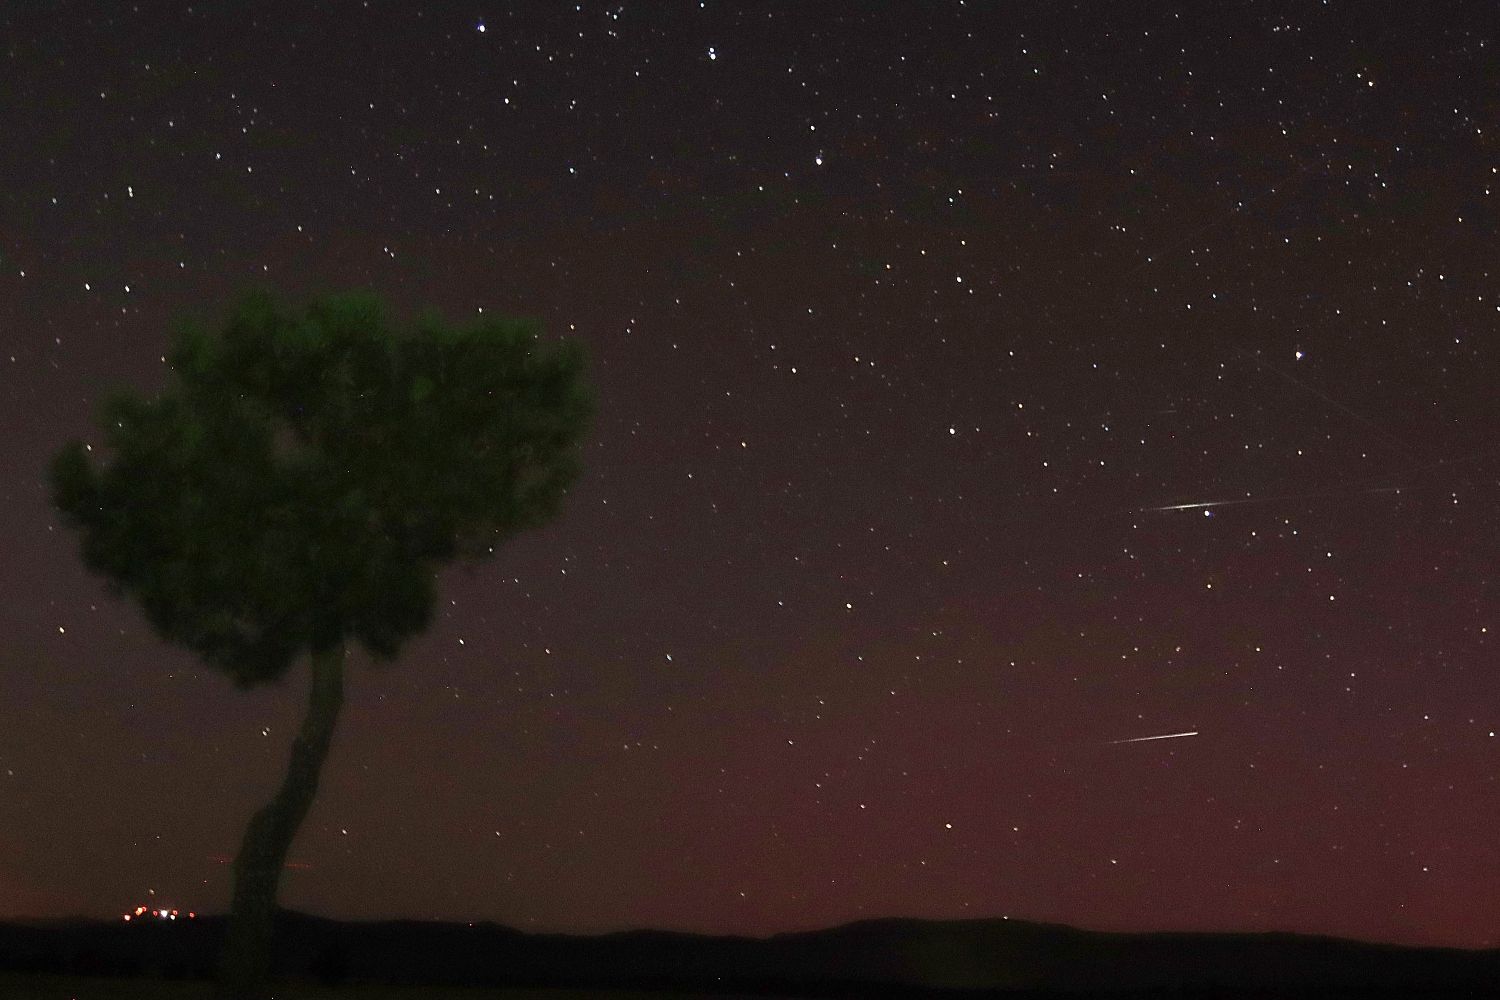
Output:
(50, 291), (593, 999)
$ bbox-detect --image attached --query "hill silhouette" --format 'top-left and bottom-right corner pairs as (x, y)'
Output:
(1, 911), (1494, 997)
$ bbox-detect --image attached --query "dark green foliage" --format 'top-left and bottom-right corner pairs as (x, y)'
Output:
(51, 290), (593, 687)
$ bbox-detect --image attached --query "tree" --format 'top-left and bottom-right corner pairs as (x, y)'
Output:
(50, 290), (593, 999)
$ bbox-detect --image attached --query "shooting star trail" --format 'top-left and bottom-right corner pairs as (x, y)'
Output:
(1108, 730), (1199, 744)
(1139, 486), (1403, 513)
(208, 854), (312, 870)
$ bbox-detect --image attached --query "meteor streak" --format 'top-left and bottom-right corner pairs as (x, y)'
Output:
(1140, 486), (1402, 513)
(1108, 730), (1199, 744)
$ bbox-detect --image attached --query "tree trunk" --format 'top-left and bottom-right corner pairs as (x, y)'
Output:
(216, 645), (345, 1000)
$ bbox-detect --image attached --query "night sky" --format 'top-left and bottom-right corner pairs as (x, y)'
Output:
(2, 2), (1498, 951)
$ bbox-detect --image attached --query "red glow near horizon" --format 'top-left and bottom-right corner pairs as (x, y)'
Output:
(5, 2), (1498, 952)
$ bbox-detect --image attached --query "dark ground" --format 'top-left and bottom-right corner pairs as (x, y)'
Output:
(3, 912), (1497, 998)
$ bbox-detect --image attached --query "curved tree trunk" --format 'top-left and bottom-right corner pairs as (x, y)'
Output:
(216, 645), (345, 1000)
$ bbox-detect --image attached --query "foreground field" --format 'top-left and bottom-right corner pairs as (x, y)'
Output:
(0, 974), (804, 1000)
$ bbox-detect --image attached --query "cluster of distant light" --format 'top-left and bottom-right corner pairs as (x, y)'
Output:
(121, 905), (195, 922)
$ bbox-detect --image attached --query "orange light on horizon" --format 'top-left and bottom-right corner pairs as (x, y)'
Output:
(122, 903), (197, 922)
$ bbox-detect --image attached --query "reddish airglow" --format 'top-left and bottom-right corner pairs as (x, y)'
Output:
(5, 2), (1499, 955)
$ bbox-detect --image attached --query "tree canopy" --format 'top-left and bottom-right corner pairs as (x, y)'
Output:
(51, 291), (594, 687)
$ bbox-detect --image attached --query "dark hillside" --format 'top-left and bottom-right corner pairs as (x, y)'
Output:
(2, 912), (1495, 997)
